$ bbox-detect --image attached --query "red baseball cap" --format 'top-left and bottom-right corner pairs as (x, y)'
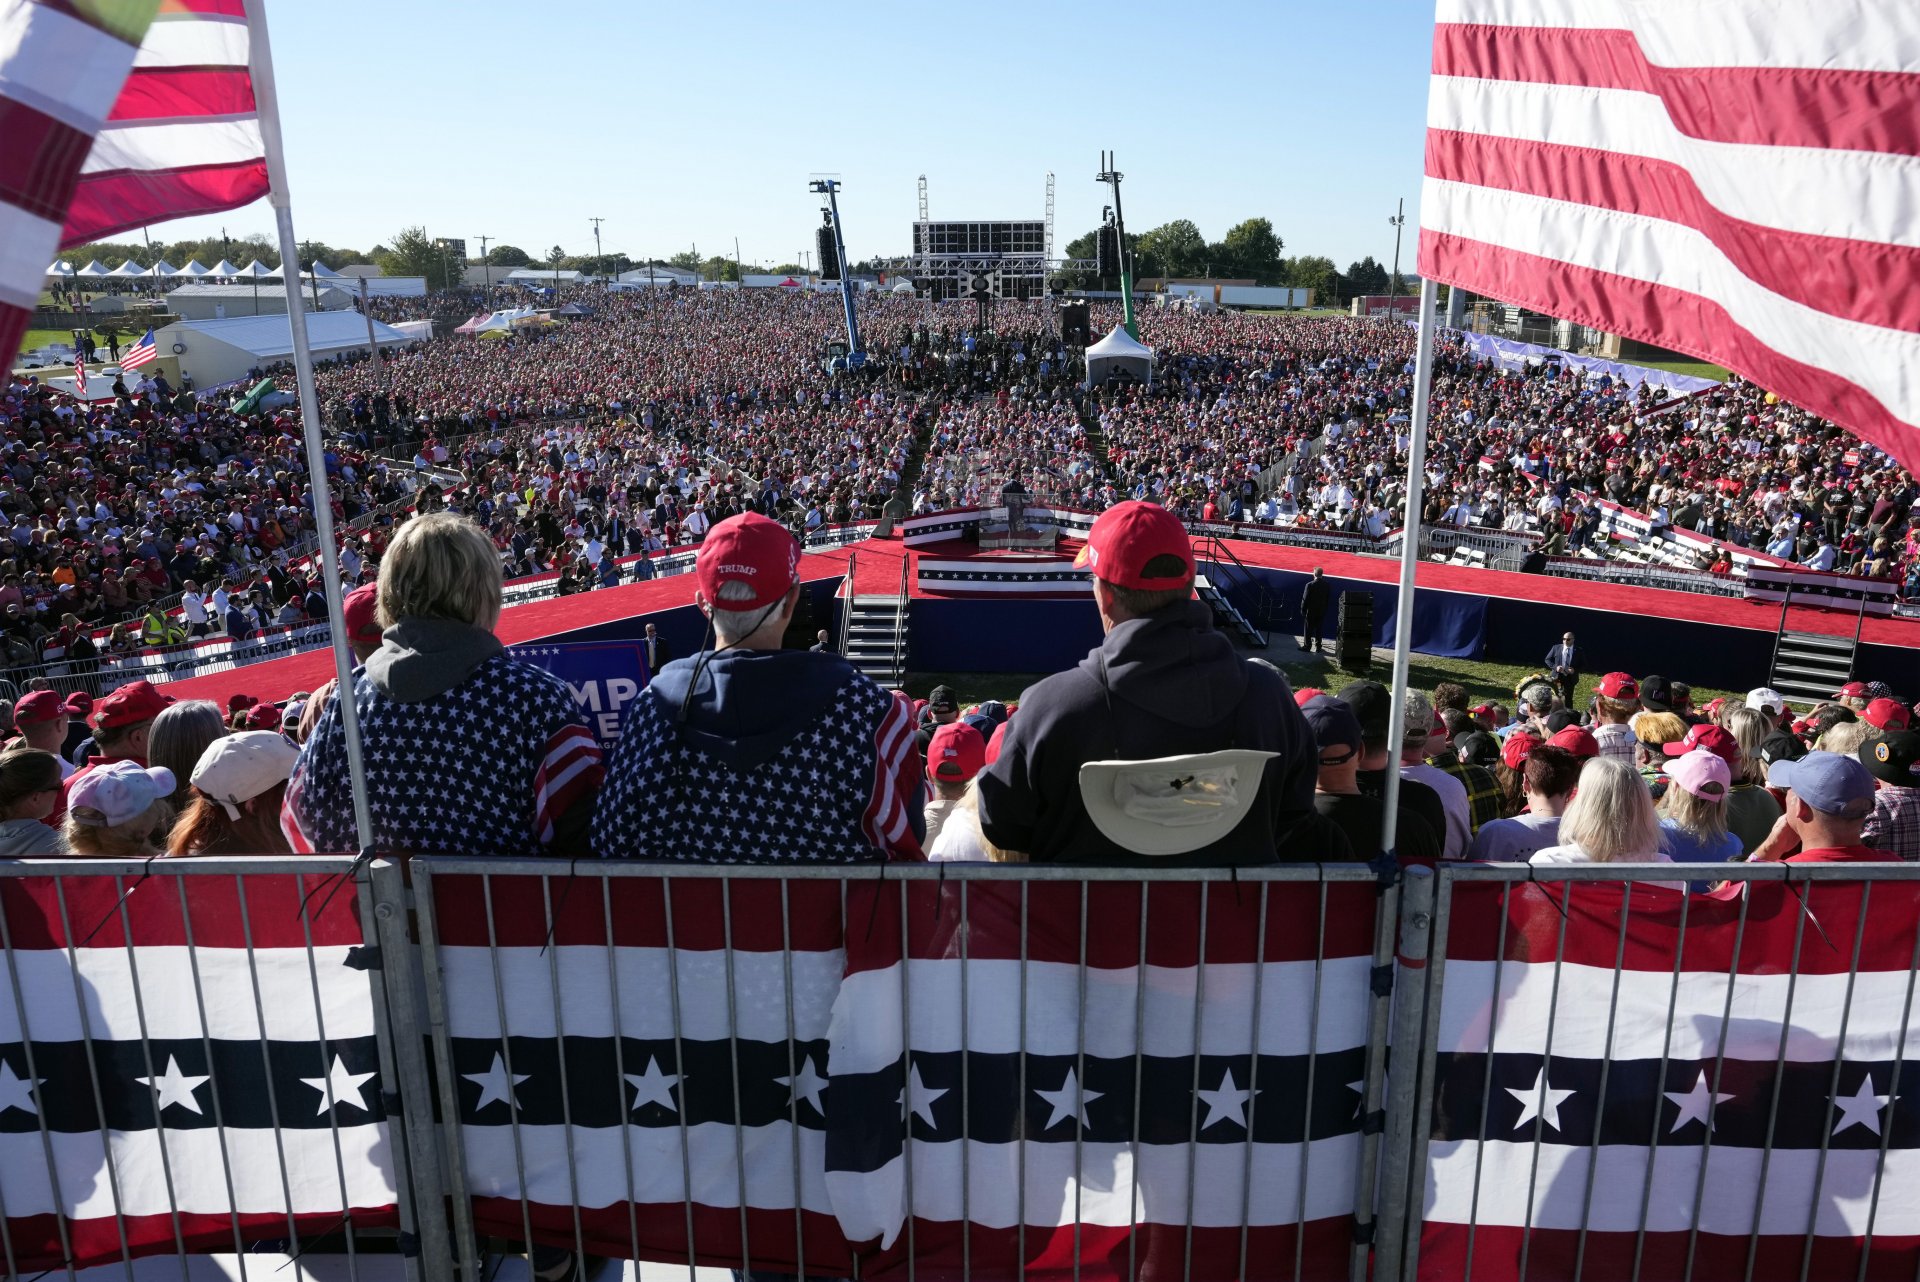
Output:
(91, 679), (172, 729)
(1073, 501), (1194, 591)
(1834, 681), (1870, 699)
(1596, 672), (1639, 700)
(927, 721), (986, 783)
(343, 582), (382, 646)
(985, 719), (1009, 766)
(1548, 726), (1600, 759)
(244, 703), (282, 731)
(1864, 698), (1912, 732)
(228, 693), (258, 714)
(1662, 722), (1741, 763)
(1293, 687), (1325, 707)
(13, 689), (66, 724)
(64, 691), (93, 715)
(696, 513), (799, 611)
(1501, 731), (1541, 771)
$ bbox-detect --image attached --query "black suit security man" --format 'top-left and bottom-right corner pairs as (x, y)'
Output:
(1300, 567), (1330, 653)
(1544, 631), (1582, 709)
(643, 622), (671, 675)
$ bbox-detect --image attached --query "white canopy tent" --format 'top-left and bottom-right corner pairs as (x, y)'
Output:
(47, 261), (74, 279)
(144, 260), (178, 278)
(109, 259), (145, 277)
(209, 259), (243, 278)
(456, 307), (540, 334)
(75, 260), (110, 278)
(1084, 325), (1155, 388)
(178, 259), (212, 277)
(237, 260), (273, 278)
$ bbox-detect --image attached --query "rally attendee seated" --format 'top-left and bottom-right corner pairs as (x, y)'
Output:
(1658, 748), (1742, 889)
(171, 731), (300, 856)
(976, 501), (1318, 866)
(593, 513), (923, 863)
(287, 512), (603, 855)
(64, 761), (174, 859)
(923, 721), (986, 852)
(1746, 751), (1894, 865)
(1305, 694), (1433, 863)
(1467, 745), (1580, 861)
(0, 748), (66, 855)
(1860, 731), (1920, 860)
(1529, 757), (1679, 884)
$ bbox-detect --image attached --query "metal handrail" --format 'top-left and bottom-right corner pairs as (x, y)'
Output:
(837, 549), (857, 656)
(890, 549), (911, 680)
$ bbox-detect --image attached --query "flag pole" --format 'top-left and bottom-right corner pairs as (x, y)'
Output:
(1378, 278), (1439, 855)
(246, 0), (374, 851)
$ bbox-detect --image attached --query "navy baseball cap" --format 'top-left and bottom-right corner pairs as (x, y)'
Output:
(1304, 695), (1363, 765)
(1767, 750), (1878, 820)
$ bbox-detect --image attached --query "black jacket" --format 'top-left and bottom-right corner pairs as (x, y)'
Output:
(977, 601), (1318, 866)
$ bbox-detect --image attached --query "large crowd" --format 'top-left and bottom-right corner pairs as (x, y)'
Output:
(3, 287), (1916, 696)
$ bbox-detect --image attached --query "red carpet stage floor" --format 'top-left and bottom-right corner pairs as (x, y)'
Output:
(161, 534), (1917, 709)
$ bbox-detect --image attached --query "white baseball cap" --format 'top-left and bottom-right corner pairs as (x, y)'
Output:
(1746, 687), (1787, 715)
(191, 731), (299, 820)
(1077, 750), (1278, 857)
(68, 761), (176, 827)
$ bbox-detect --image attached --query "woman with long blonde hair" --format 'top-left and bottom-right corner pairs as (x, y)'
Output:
(1531, 758), (1680, 886)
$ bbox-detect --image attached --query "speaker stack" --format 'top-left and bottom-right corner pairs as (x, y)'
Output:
(1060, 301), (1092, 346)
(1336, 592), (1374, 675)
(816, 225), (840, 280)
(1096, 225), (1122, 279)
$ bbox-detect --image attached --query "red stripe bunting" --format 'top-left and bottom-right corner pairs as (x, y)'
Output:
(0, 866), (366, 950)
(109, 66), (258, 121)
(63, 155), (268, 246)
(0, 99), (94, 222)
(1432, 22), (1920, 157)
(1424, 128), (1920, 336)
(1418, 227), (1920, 480)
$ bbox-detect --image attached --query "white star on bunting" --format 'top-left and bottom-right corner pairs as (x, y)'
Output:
(776, 1055), (828, 1115)
(1197, 1067), (1261, 1131)
(1664, 1071), (1735, 1134)
(137, 1055), (212, 1116)
(898, 1061), (947, 1129)
(464, 1052), (531, 1113)
(624, 1057), (681, 1114)
(1036, 1067), (1103, 1132)
(1832, 1074), (1897, 1137)
(0, 1060), (45, 1115)
(300, 1055), (378, 1116)
(1506, 1066), (1575, 1133)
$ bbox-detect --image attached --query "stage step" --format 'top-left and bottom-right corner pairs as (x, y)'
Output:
(1194, 574), (1268, 649)
(1770, 629), (1857, 705)
(842, 594), (908, 686)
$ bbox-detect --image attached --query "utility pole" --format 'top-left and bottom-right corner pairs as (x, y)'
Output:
(1387, 197), (1407, 321)
(735, 237), (742, 282)
(589, 217), (604, 283)
(475, 234), (492, 305)
(1096, 151), (1138, 339)
(358, 275), (384, 387)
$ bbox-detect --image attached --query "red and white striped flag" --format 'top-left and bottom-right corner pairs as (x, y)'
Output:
(0, 0), (269, 369)
(1419, 0), (1920, 473)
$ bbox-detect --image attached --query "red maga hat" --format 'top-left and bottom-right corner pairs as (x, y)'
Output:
(1073, 500), (1194, 591)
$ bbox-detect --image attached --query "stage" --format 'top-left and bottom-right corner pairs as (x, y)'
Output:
(157, 532), (1918, 709)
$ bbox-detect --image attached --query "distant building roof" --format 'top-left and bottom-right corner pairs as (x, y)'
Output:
(336, 264), (384, 277)
(166, 283), (352, 299)
(160, 312), (406, 359)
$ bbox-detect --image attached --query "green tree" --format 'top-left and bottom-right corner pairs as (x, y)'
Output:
(701, 256), (740, 282)
(668, 250), (702, 273)
(376, 226), (459, 289)
(770, 263), (806, 275)
(1345, 255), (1390, 296)
(1136, 219), (1207, 279)
(1282, 254), (1340, 300)
(486, 244), (531, 267)
(1220, 218), (1284, 283)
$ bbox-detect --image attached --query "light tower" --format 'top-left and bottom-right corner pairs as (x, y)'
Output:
(1096, 151), (1138, 339)
(809, 178), (864, 368)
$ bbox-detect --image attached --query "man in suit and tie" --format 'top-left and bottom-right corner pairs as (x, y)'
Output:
(809, 629), (834, 653)
(643, 622), (671, 675)
(1544, 631), (1582, 709)
(1300, 567), (1330, 653)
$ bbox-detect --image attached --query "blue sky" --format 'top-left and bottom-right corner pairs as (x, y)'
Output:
(158, 0), (1438, 269)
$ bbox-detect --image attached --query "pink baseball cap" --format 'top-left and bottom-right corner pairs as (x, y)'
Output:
(68, 761), (175, 827)
(1666, 748), (1731, 801)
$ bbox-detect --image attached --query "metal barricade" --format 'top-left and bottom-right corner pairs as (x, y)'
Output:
(1375, 861), (1920, 1282)
(406, 858), (1403, 1282)
(0, 855), (448, 1282)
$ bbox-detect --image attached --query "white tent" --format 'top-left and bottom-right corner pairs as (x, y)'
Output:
(1084, 325), (1155, 388)
(75, 260), (110, 278)
(144, 260), (178, 278)
(891, 280), (915, 294)
(310, 262), (346, 280)
(47, 261), (74, 278)
(237, 260), (273, 278)
(109, 259), (145, 277)
(209, 259), (242, 278)
(178, 259), (211, 277)
(155, 313), (410, 388)
(461, 307), (540, 333)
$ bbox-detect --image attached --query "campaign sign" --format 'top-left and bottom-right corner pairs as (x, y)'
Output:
(509, 640), (652, 747)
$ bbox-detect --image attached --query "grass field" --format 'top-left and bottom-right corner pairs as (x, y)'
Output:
(907, 649), (1748, 715)
(1631, 356), (1731, 382)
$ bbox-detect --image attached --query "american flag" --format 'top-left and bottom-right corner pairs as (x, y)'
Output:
(1417, 876), (1920, 1280)
(0, 0), (269, 370)
(120, 326), (157, 370)
(0, 865), (398, 1273)
(73, 353), (86, 397)
(427, 873), (1378, 1278)
(1419, 0), (1920, 475)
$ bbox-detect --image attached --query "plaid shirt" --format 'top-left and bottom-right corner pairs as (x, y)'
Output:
(1429, 753), (1505, 833)
(1863, 785), (1920, 861)
(1593, 721), (1637, 761)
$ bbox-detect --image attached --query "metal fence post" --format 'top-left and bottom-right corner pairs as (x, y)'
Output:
(1374, 865), (1434, 1282)
(361, 858), (455, 1281)
(1349, 871), (1404, 1282)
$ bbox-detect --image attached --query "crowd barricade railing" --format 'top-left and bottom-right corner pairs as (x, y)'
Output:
(405, 858), (1402, 1282)
(1375, 861), (1920, 1282)
(0, 856), (450, 1281)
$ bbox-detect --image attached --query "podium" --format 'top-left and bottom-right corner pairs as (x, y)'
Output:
(978, 480), (1058, 552)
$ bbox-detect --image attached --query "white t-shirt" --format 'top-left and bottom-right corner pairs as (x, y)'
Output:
(1529, 843), (1683, 889)
(1468, 812), (1562, 861)
(1403, 763), (1471, 861)
(180, 591), (209, 625)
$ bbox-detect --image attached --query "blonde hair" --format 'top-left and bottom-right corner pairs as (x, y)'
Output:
(1725, 707), (1772, 785)
(1558, 758), (1661, 863)
(1660, 776), (1729, 845)
(377, 512), (503, 630)
(1629, 710), (1689, 749)
(65, 799), (171, 858)
(1817, 720), (1878, 757)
